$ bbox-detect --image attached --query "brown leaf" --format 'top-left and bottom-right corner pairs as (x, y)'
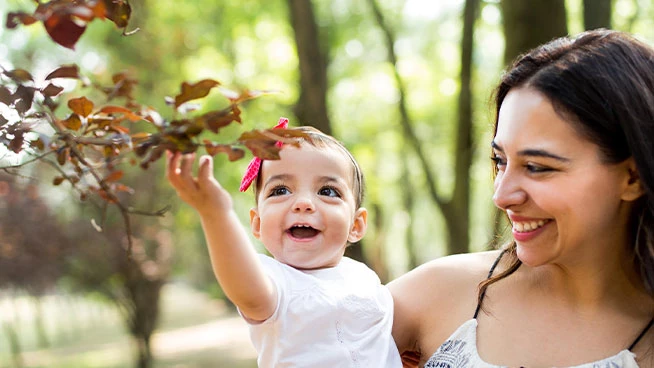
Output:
(107, 72), (137, 99)
(199, 107), (240, 134)
(30, 137), (45, 151)
(57, 148), (68, 166)
(103, 0), (131, 28)
(140, 146), (166, 169)
(218, 88), (277, 104)
(68, 96), (94, 117)
(43, 13), (87, 50)
(174, 79), (220, 108)
(89, 0), (108, 19)
(0, 86), (14, 106)
(99, 106), (142, 122)
(41, 83), (64, 97)
(112, 183), (134, 194)
(45, 65), (80, 80)
(239, 131), (282, 160)
(43, 96), (59, 111)
(13, 85), (35, 115)
(4, 69), (33, 82)
(6, 12), (38, 29)
(130, 132), (150, 142)
(61, 114), (82, 130)
(91, 187), (118, 203)
(109, 125), (130, 134)
(9, 132), (24, 153)
(170, 118), (203, 137)
(53, 176), (65, 186)
(239, 128), (308, 160)
(161, 132), (196, 154)
(103, 170), (124, 183)
(203, 141), (245, 161)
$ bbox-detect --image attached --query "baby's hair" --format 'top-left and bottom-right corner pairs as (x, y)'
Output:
(252, 126), (365, 209)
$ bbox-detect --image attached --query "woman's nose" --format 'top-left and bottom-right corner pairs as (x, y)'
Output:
(492, 170), (528, 210)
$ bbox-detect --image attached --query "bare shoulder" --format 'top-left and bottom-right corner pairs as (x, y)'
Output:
(388, 250), (502, 298)
(388, 250), (503, 357)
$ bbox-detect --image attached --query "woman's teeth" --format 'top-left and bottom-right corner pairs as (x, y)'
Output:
(513, 220), (547, 233)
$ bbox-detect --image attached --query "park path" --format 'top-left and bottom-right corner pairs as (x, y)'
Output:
(152, 313), (257, 361)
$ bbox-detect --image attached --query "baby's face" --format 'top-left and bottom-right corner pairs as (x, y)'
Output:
(249, 144), (366, 270)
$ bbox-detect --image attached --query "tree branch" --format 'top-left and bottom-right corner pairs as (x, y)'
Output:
(365, 0), (446, 210)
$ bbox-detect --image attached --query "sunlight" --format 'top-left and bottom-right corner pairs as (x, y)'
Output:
(266, 39), (295, 66)
(81, 51), (104, 73)
(481, 3), (501, 25)
(345, 39), (364, 58)
(369, 72), (399, 104)
(404, 0), (464, 20)
(439, 78), (457, 96)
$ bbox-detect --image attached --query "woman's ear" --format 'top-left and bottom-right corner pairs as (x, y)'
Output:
(348, 207), (368, 243)
(250, 208), (261, 239)
(621, 158), (645, 202)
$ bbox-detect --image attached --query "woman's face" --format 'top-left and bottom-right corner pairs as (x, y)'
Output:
(492, 87), (639, 267)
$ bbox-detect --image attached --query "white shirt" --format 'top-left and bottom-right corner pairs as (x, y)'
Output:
(244, 254), (402, 368)
(426, 319), (640, 368)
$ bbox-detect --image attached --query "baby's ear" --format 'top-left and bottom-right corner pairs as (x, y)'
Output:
(250, 208), (261, 239)
(621, 158), (645, 202)
(348, 207), (368, 243)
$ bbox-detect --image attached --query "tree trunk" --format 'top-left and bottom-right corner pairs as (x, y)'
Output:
(447, 0), (480, 255)
(364, 203), (390, 283)
(367, 0), (480, 255)
(31, 296), (49, 349)
(501, 0), (568, 65)
(135, 335), (153, 368)
(583, 0), (612, 30)
(114, 253), (166, 368)
(286, 0), (331, 135)
(401, 156), (418, 269)
(3, 320), (23, 368)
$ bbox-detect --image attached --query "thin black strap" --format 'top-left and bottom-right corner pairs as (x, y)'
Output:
(628, 317), (654, 351)
(473, 249), (507, 319)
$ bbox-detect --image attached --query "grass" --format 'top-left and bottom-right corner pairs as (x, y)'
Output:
(0, 283), (257, 368)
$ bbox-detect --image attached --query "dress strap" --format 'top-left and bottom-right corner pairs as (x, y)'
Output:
(473, 249), (507, 319)
(628, 317), (653, 351)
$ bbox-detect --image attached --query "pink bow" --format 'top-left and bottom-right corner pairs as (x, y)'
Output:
(239, 117), (289, 192)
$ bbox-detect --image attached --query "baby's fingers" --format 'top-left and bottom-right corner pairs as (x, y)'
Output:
(165, 151), (181, 182)
(179, 153), (196, 178)
(197, 155), (216, 186)
(166, 152), (196, 190)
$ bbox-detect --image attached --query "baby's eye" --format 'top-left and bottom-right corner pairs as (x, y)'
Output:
(318, 186), (341, 198)
(269, 186), (290, 197)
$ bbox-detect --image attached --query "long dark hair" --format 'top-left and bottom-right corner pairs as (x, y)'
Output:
(480, 29), (654, 302)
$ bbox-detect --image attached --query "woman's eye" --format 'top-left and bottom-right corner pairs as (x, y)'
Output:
(526, 164), (552, 173)
(490, 155), (506, 169)
(318, 187), (340, 197)
(269, 186), (290, 197)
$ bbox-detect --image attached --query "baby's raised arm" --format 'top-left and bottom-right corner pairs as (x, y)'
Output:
(166, 152), (277, 322)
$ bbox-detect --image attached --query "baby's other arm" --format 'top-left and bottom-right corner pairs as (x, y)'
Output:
(166, 152), (277, 322)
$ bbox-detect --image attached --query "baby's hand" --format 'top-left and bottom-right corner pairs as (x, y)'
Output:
(166, 151), (233, 216)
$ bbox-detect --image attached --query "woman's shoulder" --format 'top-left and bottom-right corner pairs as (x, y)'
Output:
(390, 250), (502, 289)
(388, 250), (504, 356)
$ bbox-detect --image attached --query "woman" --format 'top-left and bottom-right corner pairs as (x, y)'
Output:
(390, 29), (654, 367)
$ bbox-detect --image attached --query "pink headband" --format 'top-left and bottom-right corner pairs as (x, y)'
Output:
(239, 117), (289, 192)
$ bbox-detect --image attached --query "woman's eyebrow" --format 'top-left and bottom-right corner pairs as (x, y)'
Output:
(491, 141), (570, 162)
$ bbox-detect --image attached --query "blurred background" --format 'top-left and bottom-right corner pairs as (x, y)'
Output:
(0, 0), (653, 367)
